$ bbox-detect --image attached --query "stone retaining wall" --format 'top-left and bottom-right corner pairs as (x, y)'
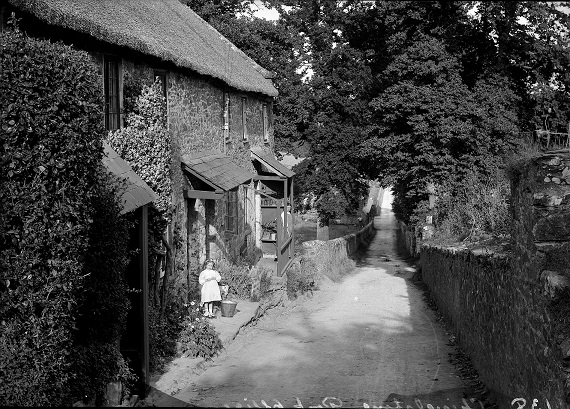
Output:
(420, 152), (570, 408)
(421, 245), (564, 407)
(300, 219), (376, 282)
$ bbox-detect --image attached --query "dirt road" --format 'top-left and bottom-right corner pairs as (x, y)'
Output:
(174, 209), (482, 408)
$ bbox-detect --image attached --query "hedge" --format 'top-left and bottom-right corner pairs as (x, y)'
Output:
(0, 25), (131, 406)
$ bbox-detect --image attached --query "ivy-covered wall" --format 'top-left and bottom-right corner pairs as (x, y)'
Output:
(86, 50), (273, 298)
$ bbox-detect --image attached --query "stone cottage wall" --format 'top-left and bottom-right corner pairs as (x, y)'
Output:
(119, 61), (274, 296)
(420, 152), (570, 408)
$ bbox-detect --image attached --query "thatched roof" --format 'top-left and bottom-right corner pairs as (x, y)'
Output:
(8, 0), (278, 97)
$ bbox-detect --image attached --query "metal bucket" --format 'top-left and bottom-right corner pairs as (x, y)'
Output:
(220, 300), (237, 317)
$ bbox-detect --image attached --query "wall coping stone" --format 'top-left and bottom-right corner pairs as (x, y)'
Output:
(421, 241), (511, 260)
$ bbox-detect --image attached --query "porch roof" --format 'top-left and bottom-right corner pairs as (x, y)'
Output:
(250, 147), (295, 178)
(102, 141), (157, 214)
(182, 150), (254, 191)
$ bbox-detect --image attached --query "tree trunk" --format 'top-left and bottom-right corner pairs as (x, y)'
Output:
(316, 213), (330, 241)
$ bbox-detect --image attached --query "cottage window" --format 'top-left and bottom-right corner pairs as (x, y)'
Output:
(223, 92), (230, 142)
(241, 97), (248, 142)
(0, 5), (7, 33)
(225, 189), (238, 233)
(104, 56), (120, 130)
(262, 104), (269, 143)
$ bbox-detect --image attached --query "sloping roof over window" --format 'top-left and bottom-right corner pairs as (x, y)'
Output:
(8, 0), (278, 97)
(251, 147), (295, 178)
(182, 150), (254, 191)
(102, 141), (157, 215)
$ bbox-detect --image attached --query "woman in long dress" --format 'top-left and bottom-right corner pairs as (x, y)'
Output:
(199, 259), (221, 318)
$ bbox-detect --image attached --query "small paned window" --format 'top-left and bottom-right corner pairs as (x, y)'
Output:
(241, 97), (248, 142)
(104, 56), (120, 130)
(0, 6), (7, 33)
(225, 190), (238, 233)
(223, 92), (230, 142)
(262, 104), (269, 142)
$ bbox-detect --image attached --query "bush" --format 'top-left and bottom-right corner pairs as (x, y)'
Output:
(147, 297), (222, 373)
(148, 303), (183, 374)
(177, 300), (223, 359)
(0, 25), (130, 406)
(315, 187), (350, 225)
(217, 259), (253, 300)
(286, 257), (318, 299)
(426, 169), (511, 243)
(69, 171), (132, 405)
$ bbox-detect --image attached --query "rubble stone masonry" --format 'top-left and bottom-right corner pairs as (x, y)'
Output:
(123, 61), (273, 296)
(421, 152), (570, 408)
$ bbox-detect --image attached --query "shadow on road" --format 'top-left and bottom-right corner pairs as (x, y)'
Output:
(144, 386), (194, 407)
(183, 210), (492, 407)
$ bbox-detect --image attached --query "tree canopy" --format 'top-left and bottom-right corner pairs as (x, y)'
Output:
(182, 0), (570, 224)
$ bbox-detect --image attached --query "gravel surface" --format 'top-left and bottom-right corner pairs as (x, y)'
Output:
(154, 211), (494, 408)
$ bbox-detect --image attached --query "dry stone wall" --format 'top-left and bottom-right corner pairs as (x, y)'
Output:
(420, 151), (570, 408)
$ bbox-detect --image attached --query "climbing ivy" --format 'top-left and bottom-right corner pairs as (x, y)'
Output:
(106, 79), (172, 219)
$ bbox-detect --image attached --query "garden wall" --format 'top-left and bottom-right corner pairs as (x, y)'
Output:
(399, 220), (419, 258)
(420, 152), (570, 408)
(300, 219), (376, 282)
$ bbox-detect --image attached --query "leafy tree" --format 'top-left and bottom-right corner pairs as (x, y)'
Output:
(355, 1), (568, 223)
(184, 0), (570, 227)
(269, 0), (376, 228)
(463, 1), (570, 131)
(315, 187), (349, 239)
(182, 0), (311, 155)
(364, 34), (520, 222)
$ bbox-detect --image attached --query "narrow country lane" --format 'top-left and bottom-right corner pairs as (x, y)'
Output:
(174, 206), (481, 408)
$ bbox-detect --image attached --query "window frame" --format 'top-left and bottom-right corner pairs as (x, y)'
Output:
(241, 96), (248, 142)
(225, 189), (238, 234)
(0, 5), (7, 33)
(243, 186), (249, 231)
(104, 55), (121, 131)
(223, 92), (230, 142)
(262, 104), (269, 143)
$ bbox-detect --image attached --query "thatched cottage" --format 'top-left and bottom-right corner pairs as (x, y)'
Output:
(2, 0), (295, 272)
(2, 0), (295, 393)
